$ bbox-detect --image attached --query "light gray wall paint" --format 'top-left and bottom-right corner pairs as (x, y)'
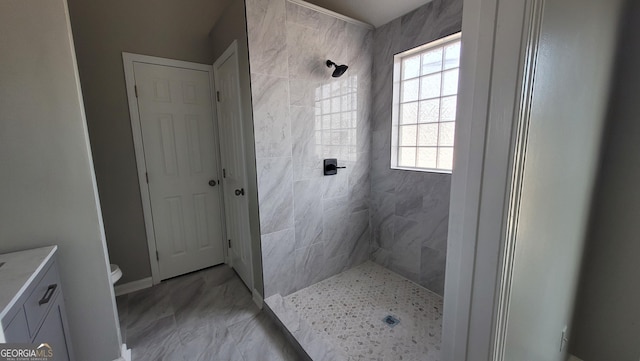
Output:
(570, 2), (640, 360)
(210, 0), (264, 296)
(370, 0), (462, 296)
(502, 0), (623, 360)
(245, 0), (373, 299)
(0, 0), (121, 360)
(305, 0), (430, 27)
(66, 0), (231, 284)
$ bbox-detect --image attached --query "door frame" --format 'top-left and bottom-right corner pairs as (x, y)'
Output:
(211, 40), (254, 291)
(441, 0), (540, 359)
(122, 52), (226, 285)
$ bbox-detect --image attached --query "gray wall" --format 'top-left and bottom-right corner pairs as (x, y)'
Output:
(570, 2), (640, 360)
(501, 0), (622, 359)
(245, 0), (373, 298)
(370, 0), (462, 296)
(210, 0), (265, 296)
(0, 0), (121, 359)
(67, 0), (231, 283)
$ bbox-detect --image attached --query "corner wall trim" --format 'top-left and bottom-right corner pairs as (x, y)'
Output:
(114, 277), (153, 296)
(252, 289), (264, 309)
(287, 0), (374, 30)
(112, 344), (131, 361)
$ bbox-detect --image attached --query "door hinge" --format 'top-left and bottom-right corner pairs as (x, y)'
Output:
(134, 85), (139, 98)
(223, 168), (226, 178)
(145, 172), (149, 184)
(216, 91), (221, 102)
(228, 239), (231, 248)
(156, 250), (159, 261)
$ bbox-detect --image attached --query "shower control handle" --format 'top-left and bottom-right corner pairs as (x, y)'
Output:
(209, 180), (217, 187)
(326, 164), (346, 171)
(324, 158), (346, 176)
(235, 188), (245, 196)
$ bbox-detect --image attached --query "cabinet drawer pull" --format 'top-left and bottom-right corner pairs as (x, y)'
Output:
(38, 284), (57, 306)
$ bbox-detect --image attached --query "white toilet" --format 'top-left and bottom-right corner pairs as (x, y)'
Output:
(110, 264), (122, 284)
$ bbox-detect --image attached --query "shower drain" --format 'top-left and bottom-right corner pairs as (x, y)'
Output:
(382, 315), (400, 328)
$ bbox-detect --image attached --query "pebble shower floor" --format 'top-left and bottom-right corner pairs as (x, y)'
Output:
(283, 261), (444, 361)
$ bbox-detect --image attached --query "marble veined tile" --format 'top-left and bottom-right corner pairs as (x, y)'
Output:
(127, 315), (184, 361)
(420, 246), (447, 296)
(178, 322), (244, 361)
(399, 0), (463, 53)
(256, 156), (294, 234)
(251, 73), (292, 159)
(371, 191), (396, 250)
(199, 264), (237, 287)
(291, 105), (323, 181)
(120, 267), (301, 360)
(286, 20), (348, 81)
(389, 216), (423, 281)
(294, 242), (326, 291)
(262, 228), (297, 298)
(246, 0), (288, 77)
(127, 283), (174, 332)
(293, 178), (323, 250)
(322, 166), (350, 200)
(345, 209), (371, 268)
(229, 313), (298, 361)
(173, 277), (259, 330)
(322, 200), (351, 259)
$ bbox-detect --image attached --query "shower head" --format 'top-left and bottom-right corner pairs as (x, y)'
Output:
(326, 60), (349, 78)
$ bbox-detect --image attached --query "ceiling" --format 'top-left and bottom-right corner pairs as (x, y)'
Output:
(304, 0), (431, 28)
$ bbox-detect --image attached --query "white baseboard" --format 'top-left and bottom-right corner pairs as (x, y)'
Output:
(568, 355), (583, 361)
(112, 343), (131, 361)
(114, 277), (153, 296)
(252, 288), (263, 309)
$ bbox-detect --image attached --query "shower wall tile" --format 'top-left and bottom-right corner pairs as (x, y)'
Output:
(371, 191), (395, 250)
(256, 156), (294, 234)
(294, 242), (326, 289)
(291, 105), (321, 181)
(246, 0), (288, 77)
(322, 169), (349, 199)
(251, 73), (292, 159)
(286, 21), (348, 81)
(389, 216), (423, 280)
(348, 155), (371, 213)
(246, 0), (373, 298)
(261, 228), (296, 298)
(346, 209), (371, 267)
(289, 79), (318, 107)
(322, 199), (351, 259)
(293, 178), (323, 250)
(369, 0), (462, 296)
(420, 246), (447, 296)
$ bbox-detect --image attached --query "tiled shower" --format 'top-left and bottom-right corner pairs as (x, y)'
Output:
(245, 0), (463, 359)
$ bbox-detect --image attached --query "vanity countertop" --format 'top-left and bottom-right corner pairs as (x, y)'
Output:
(0, 246), (57, 320)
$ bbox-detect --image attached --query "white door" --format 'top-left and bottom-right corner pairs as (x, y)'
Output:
(213, 43), (253, 288)
(134, 62), (225, 281)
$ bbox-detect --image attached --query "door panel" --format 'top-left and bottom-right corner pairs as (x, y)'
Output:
(134, 62), (224, 280)
(214, 47), (253, 289)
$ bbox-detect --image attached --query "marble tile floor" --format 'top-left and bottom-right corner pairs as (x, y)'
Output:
(116, 264), (301, 361)
(277, 261), (444, 361)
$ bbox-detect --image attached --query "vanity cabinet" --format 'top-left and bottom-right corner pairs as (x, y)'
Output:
(0, 247), (74, 361)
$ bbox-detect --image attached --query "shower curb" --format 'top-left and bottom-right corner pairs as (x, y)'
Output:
(264, 294), (350, 361)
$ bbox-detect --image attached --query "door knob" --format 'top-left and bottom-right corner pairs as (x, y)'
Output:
(235, 188), (245, 196)
(209, 180), (217, 187)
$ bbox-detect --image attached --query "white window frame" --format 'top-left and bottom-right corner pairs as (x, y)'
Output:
(390, 32), (462, 174)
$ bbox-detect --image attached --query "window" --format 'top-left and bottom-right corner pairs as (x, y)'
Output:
(391, 33), (461, 173)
